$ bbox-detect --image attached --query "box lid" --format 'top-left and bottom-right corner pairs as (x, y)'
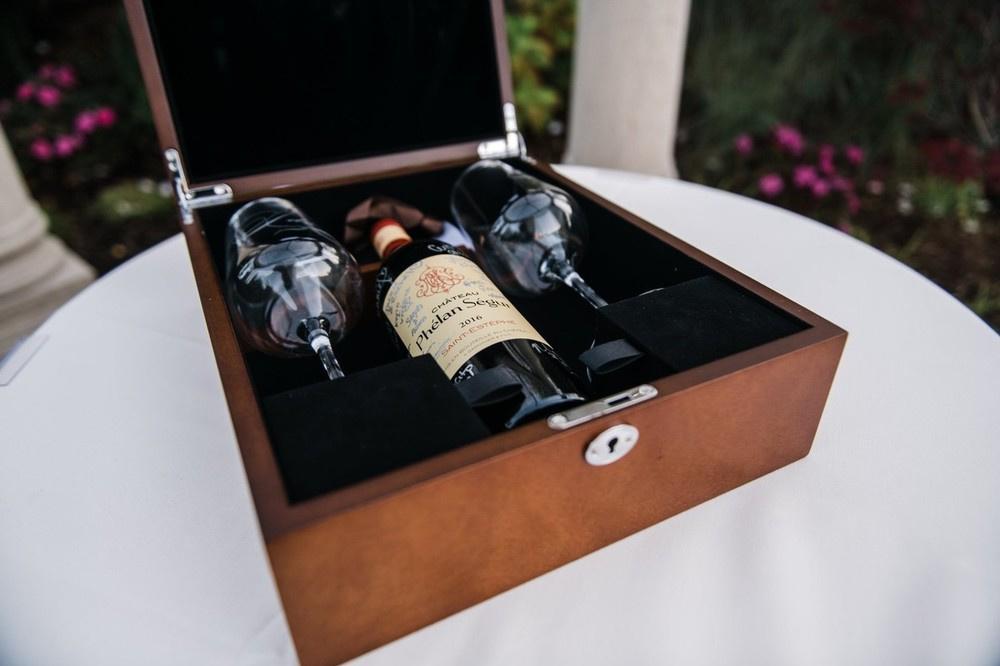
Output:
(124, 0), (519, 210)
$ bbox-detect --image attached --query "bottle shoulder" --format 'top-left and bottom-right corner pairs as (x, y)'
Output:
(384, 240), (464, 268)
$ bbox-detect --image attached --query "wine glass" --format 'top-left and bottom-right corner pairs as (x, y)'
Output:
(225, 197), (363, 380)
(450, 160), (608, 309)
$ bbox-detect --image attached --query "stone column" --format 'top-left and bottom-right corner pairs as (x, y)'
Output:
(0, 124), (94, 355)
(564, 0), (691, 178)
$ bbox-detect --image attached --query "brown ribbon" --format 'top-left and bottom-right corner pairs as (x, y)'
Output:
(344, 196), (444, 246)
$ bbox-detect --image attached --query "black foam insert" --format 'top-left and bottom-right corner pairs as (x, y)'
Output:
(598, 276), (807, 372)
(263, 355), (490, 503)
(143, 0), (504, 182)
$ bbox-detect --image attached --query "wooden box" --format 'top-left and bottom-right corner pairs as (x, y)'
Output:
(124, 1), (846, 663)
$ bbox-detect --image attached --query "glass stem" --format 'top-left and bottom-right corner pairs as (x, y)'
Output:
(303, 317), (345, 380)
(543, 258), (608, 309)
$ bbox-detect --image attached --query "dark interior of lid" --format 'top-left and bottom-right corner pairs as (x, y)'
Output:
(143, 0), (505, 184)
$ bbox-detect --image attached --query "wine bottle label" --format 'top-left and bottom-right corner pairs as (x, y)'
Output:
(382, 253), (548, 378)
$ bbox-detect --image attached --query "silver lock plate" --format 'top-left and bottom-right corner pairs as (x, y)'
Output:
(584, 424), (639, 466)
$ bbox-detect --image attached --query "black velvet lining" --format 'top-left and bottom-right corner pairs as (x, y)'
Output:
(198, 159), (809, 502)
(598, 277), (807, 372)
(263, 356), (490, 504)
(143, 0), (504, 183)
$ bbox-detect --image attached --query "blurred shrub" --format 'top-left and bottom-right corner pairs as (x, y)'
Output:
(679, 1), (1000, 175)
(3, 62), (122, 187)
(505, 0), (575, 146)
(90, 179), (173, 224)
(679, 0), (1000, 329)
(0, 1), (173, 272)
(1, 0), (996, 328)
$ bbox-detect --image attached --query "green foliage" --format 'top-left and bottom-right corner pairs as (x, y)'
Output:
(969, 280), (1000, 324)
(913, 178), (985, 221)
(678, 0), (1000, 171)
(91, 180), (173, 223)
(505, 0), (575, 136)
(678, 0), (1000, 330)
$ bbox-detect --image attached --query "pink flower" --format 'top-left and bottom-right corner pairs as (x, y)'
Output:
(829, 174), (853, 191)
(773, 124), (805, 156)
(38, 64), (57, 80)
(15, 82), (35, 102)
(867, 179), (884, 195)
(811, 179), (831, 198)
(845, 192), (861, 215)
(35, 85), (61, 108)
(94, 106), (117, 128)
(844, 144), (864, 166)
(758, 173), (784, 198)
(53, 65), (77, 89)
(818, 144), (836, 175)
(75, 110), (98, 134)
(30, 138), (54, 161)
(54, 134), (82, 157)
(734, 133), (754, 156)
(793, 165), (818, 188)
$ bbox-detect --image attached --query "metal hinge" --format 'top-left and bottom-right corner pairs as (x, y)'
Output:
(164, 148), (233, 224)
(477, 102), (526, 160)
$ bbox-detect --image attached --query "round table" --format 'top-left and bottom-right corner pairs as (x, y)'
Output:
(2, 166), (998, 666)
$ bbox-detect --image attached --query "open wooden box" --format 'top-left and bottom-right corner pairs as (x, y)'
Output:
(125, 1), (846, 663)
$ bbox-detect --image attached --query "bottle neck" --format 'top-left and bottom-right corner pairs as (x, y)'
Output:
(371, 218), (413, 259)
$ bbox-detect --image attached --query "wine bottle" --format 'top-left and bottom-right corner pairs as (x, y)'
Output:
(371, 218), (584, 429)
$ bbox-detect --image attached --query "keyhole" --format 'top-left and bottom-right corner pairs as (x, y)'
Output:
(585, 425), (638, 466)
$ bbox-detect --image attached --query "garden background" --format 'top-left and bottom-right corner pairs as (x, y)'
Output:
(1, 0), (997, 329)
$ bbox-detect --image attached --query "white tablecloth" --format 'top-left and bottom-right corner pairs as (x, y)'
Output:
(2, 166), (998, 665)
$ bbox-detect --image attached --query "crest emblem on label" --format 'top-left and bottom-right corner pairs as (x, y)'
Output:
(416, 266), (463, 297)
(382, 254), (548, 378)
